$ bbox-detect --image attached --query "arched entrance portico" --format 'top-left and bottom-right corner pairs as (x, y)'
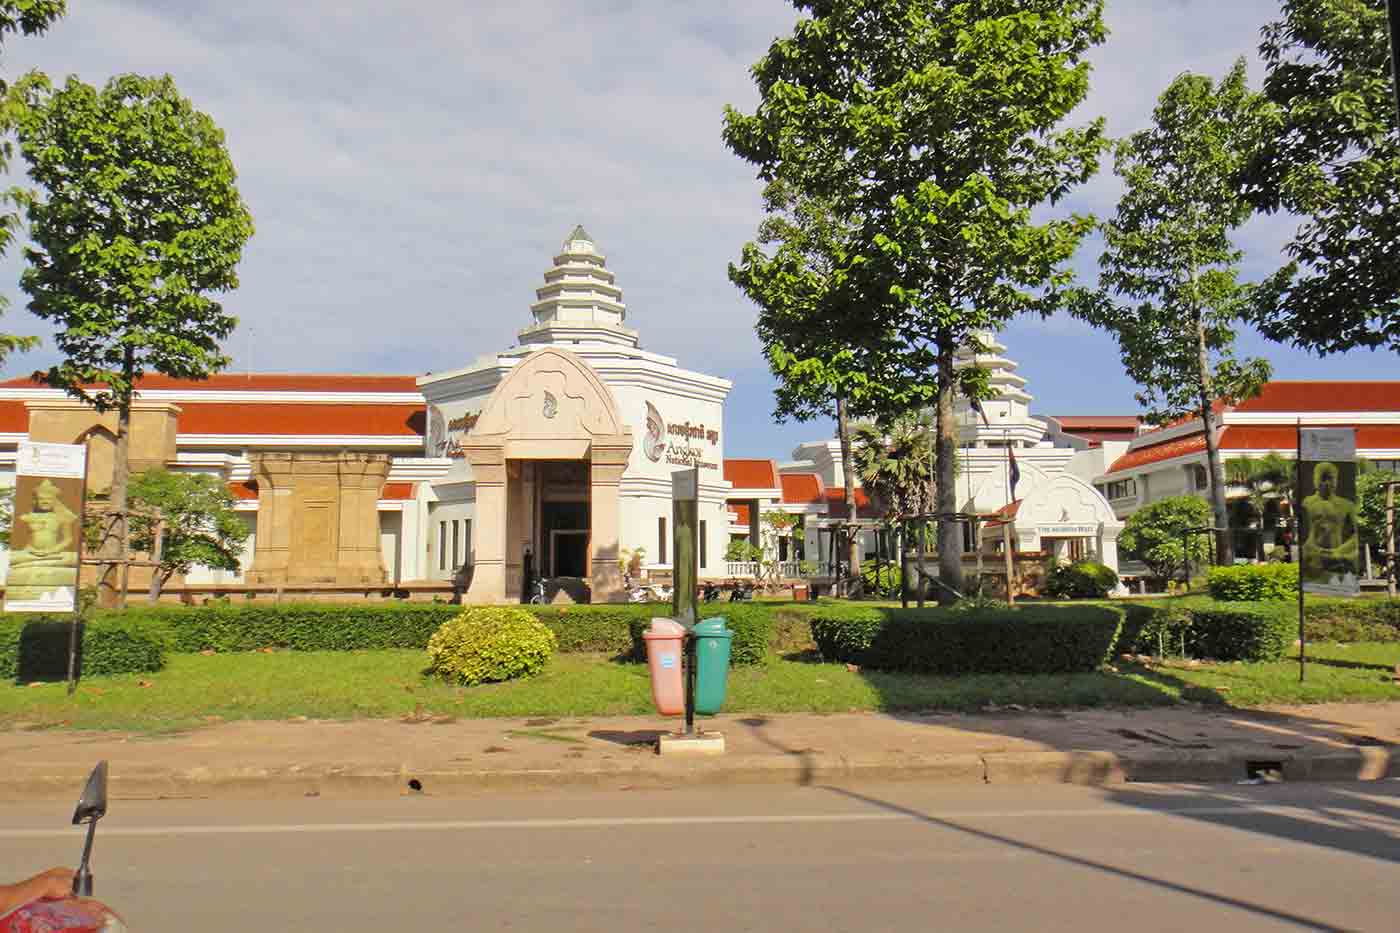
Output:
(461, 347), (633, 603)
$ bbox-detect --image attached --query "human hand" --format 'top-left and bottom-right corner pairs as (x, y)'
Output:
(23, 867), (75, 901)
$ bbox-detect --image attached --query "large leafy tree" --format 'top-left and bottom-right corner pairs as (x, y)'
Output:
(13, 73), (254, 607)
(0, 0), (66, 365)
(1241, 0), (1400, 353)
(1120, 495), (1214, 584)
(724, 0), (1106, 602)
(730, 180), (887, 593)
(1079, 61), (1272, 566)
(852, 411), (936, 523)
(128, 469), (250, 604)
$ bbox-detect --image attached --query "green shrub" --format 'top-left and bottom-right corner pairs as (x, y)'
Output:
(860, 559), (902, 599)
(0, 615), (166, 681)
(426, 606), (557, 685)
(1044, 561), (1119, 599)
(1304, 598), (1400, 643)
(1189, 603), (1295, 661)
(809, 604), (1123, 674)
(1206, 564), (1299, 601)
(523, 604), (647, 654)
(625, 602), (776, 666)
(1116, 603), (1193, 657)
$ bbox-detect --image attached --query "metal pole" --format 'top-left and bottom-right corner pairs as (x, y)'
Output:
(1386, 481), (1396, 599)
(1002, 521), (1015, 606)
(1296, 419), (1305, 683)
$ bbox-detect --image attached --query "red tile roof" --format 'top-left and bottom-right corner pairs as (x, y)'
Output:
(823, 487), (880, 519)
(1106, 433), (1208, 473)
(1106, 424), (1400, 474)
(727, 502), (753, 525)
(177, 402), (424, 437)
(0, 373), (423, 393)
(1052, 416), (1140, 429)
(228, 480), (259, 500)
(780, 473), (825, 505)
(1220, 425), (1400, 451)
(381, 483), (415, 500)
(0, 398), (425, 437)
(0, 402), (27, 433)
(724, 458), (778, 490)
(1233, 381), (1400, 413)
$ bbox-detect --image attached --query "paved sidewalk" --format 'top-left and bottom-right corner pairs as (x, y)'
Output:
(2, 703), (1397, 800)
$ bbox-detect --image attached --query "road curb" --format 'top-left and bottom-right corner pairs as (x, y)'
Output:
(0, 746), (1392, 801)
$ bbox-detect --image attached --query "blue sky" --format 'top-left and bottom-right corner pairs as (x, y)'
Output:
(0, 1), (1393, 458)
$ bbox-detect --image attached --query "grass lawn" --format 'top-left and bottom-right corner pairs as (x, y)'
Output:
(1, 643), (1396, 733)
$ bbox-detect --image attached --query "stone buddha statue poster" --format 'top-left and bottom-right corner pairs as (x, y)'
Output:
(5, 441), (86, 612)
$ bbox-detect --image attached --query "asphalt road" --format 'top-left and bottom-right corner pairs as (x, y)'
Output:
(2, 781), (1398, 932)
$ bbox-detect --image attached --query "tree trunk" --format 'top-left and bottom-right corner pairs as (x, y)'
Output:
(836, 396), (862, 597)
(1194, 313), (1233, 566)
(934, 343), (963, 604)
(147, 569), (164, 605)
(98, 393), (134, 609)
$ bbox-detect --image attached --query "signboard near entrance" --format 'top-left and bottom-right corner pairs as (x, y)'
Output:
(1299, 428), (1359, 596)
(1039, 523), (1098, 537)
(5, 441), (87, 613)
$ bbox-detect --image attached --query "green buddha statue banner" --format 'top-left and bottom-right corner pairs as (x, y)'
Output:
(5, 441), (86, 613)
(1298, 428), (1360, 597)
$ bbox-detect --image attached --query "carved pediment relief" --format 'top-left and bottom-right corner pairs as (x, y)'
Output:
(472, 347), (630, 444)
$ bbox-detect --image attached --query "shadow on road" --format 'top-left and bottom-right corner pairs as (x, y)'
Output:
(823, 783), (1366, 932)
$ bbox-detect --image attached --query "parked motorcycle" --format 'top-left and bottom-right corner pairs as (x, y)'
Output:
(729, 582), (753, 602)
(701, 582), (721, 603)
(0, 762), (125, 933)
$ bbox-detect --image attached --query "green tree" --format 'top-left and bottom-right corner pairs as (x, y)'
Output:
(851, 411), (937, 523)
(127, 469), (250, 604)
(1357, 465), (1398, 551)
(1120, 495), (1214, 584)
(13, 73), (254, 607)
(1224, 451), (1295, 559)
(1241, 0), (1400, 353)
(0, 483), (12, 547)
(729, 180), (878, 594)
(0, 0), (67, 366)
(1079, 61), (1272, 566)
(724, 0), (1107, 601)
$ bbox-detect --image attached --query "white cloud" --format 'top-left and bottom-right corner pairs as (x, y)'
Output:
(0, 0), (1388, 455)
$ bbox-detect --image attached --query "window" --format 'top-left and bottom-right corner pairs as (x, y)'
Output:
(1372, 459), (1399, 474)
(699, 520), (707, 569)
(451, 520), (461, 571)
(462, 520), (471, 568)
(658, 516), (667, 565)
(1105, 479), (1137, 501)
(1189, 464), (1208, 491)
(438, 522), (447, 572)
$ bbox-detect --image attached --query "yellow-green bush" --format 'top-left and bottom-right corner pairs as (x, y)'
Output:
(426, 606), (557, 685)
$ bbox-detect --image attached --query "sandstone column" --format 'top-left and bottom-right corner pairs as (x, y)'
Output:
(589, 442), (631, 603)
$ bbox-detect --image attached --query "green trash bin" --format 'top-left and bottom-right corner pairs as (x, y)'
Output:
(692, 617), (733, 714)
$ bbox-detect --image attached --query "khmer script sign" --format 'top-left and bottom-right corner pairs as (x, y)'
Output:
(5, 441), (87, 613)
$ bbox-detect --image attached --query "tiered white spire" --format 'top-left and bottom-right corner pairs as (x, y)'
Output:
(518, 226), (639, 349)
(952, 332), (1045, 448)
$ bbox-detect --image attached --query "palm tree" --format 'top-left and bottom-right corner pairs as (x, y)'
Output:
(1224, 451), (1294, 559)
(852, 411), (936, 522)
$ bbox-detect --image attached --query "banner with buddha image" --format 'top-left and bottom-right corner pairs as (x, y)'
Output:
(5, 441), (86, 613)
(1298, 428), (1360, 597)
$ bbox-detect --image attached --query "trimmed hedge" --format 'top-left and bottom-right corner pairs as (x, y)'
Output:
(0, 616), (166, 682)
(1303, 597), (1400, 643)
(808, 604), (1124, 675)
(1114, 599), (1295, 661)
(1206, 564), (1299, 601)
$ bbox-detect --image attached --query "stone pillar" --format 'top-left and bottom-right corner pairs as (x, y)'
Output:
(247, 453), (390, 586)
(464, 447), (507, 604)
(589, 442), (630, 603)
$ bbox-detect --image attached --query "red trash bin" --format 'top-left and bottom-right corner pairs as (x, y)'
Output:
(642, 618), (686, 716)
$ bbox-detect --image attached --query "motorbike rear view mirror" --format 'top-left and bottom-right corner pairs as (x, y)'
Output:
(72, 761), (108, 826)
(70, 761), (108, 897)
